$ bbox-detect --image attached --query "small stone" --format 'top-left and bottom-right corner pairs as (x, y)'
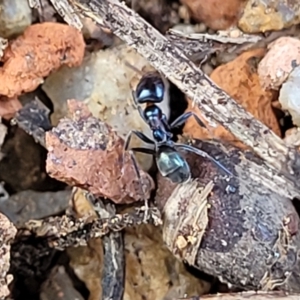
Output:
(0, 22), (85, 98)
(284, 128), (300, 147)
(0, 38), (8, 59)
(258, 37), (300, 90)
(0, 97), (22, 120)
(0, 190), (71, 227)
(195, 22), (207, 33)
(0, 0), (32, 38)
(171, 24), (197, 34)
(178, 5), (191, 22)
(124, 225), (211, 300)
(239, 0), (300, 33)
(180, 0), (246, 30)
(279, 66), (300, 127)
(229, 28), (242, 38)
(81, 17), (113, 46)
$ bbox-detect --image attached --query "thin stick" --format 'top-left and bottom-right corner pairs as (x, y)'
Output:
(21, 206), (162, 250)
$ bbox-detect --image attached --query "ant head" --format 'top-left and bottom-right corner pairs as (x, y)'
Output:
(135, 72), (165, 104)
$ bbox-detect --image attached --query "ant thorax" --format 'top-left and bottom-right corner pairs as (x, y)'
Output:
(152, 129), (168, 143)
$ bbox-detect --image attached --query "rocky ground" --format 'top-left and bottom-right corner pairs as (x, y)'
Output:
(1, 0), (300, 300)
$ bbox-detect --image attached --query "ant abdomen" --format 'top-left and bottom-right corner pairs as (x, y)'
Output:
(135, 73), (165, 104)
(156, 146), (191, 183)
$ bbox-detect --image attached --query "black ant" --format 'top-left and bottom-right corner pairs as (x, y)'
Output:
(124, 72), (233, 185)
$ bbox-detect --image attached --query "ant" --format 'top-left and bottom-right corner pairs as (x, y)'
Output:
(124, 71), (233, 185)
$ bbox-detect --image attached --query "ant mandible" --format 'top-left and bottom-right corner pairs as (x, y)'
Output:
(124, 72), (233, 184)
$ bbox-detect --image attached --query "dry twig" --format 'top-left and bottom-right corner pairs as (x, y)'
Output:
(21, 206), (162, 250)
(194, 291), (300, 300)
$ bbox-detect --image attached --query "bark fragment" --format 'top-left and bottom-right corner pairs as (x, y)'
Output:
(156, 139), (300, 292)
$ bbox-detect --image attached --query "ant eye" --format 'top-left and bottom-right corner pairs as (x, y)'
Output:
(155, 82), (164, 100)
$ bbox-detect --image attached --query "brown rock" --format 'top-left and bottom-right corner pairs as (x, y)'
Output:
(183, 48), (281, 147)
(180, 0), (246, 30)
(0, 22), (85, 98)
(258, 37), (300, 90)
(0, 96), (22, 120)
(124, 224), (211, 300)
(239, 0), (300, 33)
(45, 100), (154, 204)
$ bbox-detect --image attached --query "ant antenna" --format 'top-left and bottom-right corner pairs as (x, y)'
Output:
(124, 60), (144, 75)
(121, 147), (151, 223)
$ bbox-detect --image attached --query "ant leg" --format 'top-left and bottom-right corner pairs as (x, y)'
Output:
(131, 90), (139, 107)
(122, 130), (154, 179)
(127, 149), (149, 221)
(131, 90), (148, 123)
(124, 146), (155, 182)
(130, 147), (156, 155)
(127, 147), (155, 222)
(127, 147), (155, 178)
(122, 129), (155, 222)
(124, 60), (143, 76)
(161, 114), (172, 132)
(123, 130), (154, 173)
(123, 146), (155, 179)
(199, 54), (209, 67)
(174, 143), (233, 176)
(124, 130), (155, 152)
(170, 111), (207, 130)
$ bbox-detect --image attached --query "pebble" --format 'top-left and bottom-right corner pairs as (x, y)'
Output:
(178, 5), (191, 23)
(279, 66), (300, 127)
(239, 0), (300, 33)
(0, 0), (32, 38)
(0, 190), (70, 226)
(258, 37), (300, 90)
